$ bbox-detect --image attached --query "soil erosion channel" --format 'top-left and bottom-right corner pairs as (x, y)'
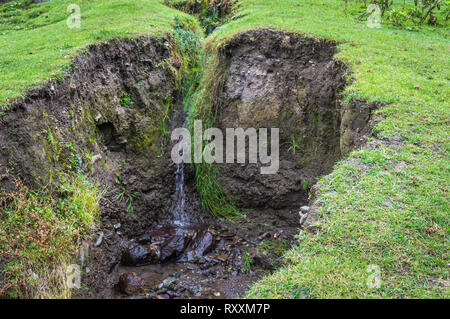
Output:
(109, 28), (374, 299)
(0, 14), (376, 298)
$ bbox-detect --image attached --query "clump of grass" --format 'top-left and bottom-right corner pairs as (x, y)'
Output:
(242, 251), (253, 273)
(194, 162), (241, 218)
(119, 92), (134, 108)
(0, 176), (102, 298)
(183, 47), (241, 219)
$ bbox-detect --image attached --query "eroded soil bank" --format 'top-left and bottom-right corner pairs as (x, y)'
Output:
(0, 28), (376, 298)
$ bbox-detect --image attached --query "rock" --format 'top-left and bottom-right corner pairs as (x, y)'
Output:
(94, 113), (102, 122)
(172, 272), (181, 278)
(258, 232), (271, 240)
(158, 277), (176, 290)
(94, 232), (104, 247)
(137, 233), (151, 244)
(216, 239), (226, 249)
(156, 288), (167, 294)
(250, 249), (273, 270)
(160, 234), (190, 262)
(298, 211), (308, 225)
(299, 207), (309, 225)
(273, 230), (284, 239)
(91, 154), (102, 164)
(186, 231), (214, 261)
(121, 242), (160, 266)
(118, 272), (144, 296)
(300, 206), (310, 213)
(216, 254), (229, 262)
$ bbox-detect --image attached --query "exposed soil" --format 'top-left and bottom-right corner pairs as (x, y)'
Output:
(213, 29), (375, 209)
(0, 28), (376, 299)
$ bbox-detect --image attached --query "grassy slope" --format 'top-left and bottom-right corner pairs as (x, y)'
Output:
(0, 0), (448, 298)
(0, 0), (196, 106)
(208, 0), (448, 298)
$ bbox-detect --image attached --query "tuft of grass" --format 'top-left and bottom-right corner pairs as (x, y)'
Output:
(119, 92), (134, 108)
(242, 251), (253, 273)
(0, 176), (102, 298)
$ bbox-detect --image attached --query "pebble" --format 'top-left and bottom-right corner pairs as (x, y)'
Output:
(118, 272), (144, 296)
(172, 272), (181, 278)
(300, 206), (310, 213)
(91, 154), (102, 164)
(94, 232), (104, 247)
(158, 277), (176, 290)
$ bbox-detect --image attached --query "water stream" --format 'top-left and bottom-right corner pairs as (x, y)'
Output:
(171, 131), (190, 226)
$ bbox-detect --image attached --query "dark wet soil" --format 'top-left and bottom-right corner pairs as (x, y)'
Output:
(112, 207), (300, 299)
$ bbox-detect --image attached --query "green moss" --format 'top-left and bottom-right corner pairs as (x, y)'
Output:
(128, 128), (160, 155)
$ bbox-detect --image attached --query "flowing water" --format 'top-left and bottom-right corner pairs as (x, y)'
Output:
(171, 132), (190, 226)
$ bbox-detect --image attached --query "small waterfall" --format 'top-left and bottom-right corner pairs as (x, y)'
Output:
(171, 133), (190, 226)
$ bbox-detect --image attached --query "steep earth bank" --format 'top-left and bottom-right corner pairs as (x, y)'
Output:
(0, 28), (376, 298)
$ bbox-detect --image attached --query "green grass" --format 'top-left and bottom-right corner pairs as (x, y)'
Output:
(0, 175), (102, 298)
(204, 0), (448, 299)
(0, 0), (198, 106)
(0, 0), (448, 298)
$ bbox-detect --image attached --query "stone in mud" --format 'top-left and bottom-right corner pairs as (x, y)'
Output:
(216, 254), (229, 262)
(121, 242), (160, 266)
(300, 206), (310, 213)
(160, 234), (191, 262)
(137, 234), (152, 244)
(118, 272), (145, 296)
(186, 231), (215, 261)
(158, 277), (177, 290)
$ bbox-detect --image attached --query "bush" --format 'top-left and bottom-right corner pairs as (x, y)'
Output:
(385, 7), (412, 26)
